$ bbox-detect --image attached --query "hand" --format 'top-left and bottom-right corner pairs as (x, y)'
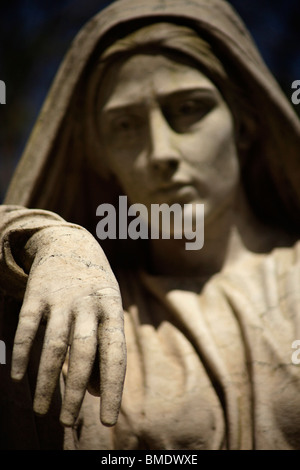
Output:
(10, 225), (126, 427)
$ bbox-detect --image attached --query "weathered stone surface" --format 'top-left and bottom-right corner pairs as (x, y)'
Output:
(1, 0), (300, 450)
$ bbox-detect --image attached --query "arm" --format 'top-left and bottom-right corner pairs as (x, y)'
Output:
(0, 205), (126, 427)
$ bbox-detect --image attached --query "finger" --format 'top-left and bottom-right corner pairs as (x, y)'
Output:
(33, 307), (71, 416)
(59, 304), (98, 427)
(11, 298), (45, 381)
(98, 294), (127, 427)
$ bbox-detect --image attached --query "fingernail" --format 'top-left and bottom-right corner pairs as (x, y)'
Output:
(100, 408), (118, 427)
(11, 369), (23, 381)
(59, 410), (75, 427)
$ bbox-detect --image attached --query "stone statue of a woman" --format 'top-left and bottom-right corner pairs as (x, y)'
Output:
(1, 0), (300, 450)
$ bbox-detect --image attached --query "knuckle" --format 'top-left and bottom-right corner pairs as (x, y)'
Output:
(94, 286), (121, 297)
(43, 337), (68, 357)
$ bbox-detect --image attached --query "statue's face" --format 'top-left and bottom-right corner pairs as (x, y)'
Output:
(98, 53), (240, 225)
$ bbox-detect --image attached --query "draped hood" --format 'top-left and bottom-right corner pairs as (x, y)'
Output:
(4, 0), (300, 238)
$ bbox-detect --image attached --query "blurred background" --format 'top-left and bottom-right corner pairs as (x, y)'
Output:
(0, 0), (300, 202)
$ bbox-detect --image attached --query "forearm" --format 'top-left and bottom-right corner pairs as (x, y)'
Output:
(0, 205), (86, 299)
(0, 206), (126, 427)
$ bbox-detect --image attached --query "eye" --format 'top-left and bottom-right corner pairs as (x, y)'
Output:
(177, 99), (204, 116)
(100, 109), (146, 149)
(112, 115), (137, 134)
(164, 94), (216, 132)
(173, 98), (213, 122)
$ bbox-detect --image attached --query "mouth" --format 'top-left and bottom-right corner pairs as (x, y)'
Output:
(154, 182), (199, 203)
(159, 181), (189, 190)
(156, 178), (194, 191)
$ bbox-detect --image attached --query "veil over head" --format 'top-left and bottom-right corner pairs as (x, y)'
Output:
(5, 0), (300, 235)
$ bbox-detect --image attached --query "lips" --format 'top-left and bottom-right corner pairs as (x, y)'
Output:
(154, 182), (199, 204)
(156, 179), (193, 191)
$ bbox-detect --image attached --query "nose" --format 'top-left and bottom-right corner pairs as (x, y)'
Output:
(148, 107), (180, 172)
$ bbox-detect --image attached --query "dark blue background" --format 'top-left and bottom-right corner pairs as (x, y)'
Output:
(0, 0), (299, 201)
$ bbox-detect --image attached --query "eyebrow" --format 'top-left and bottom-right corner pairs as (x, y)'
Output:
(100, 86), (219, 115)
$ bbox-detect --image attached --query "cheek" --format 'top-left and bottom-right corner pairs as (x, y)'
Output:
(213, 120), (240, 188)
(199, 109), (239, 179)
(205, 107), (236, 156)
(208, 137), (240, 206)
(180, 110), (240, 199)
(106, 151), (149, 200)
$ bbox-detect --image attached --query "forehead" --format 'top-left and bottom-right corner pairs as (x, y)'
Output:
(98, 53), (217, 111)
